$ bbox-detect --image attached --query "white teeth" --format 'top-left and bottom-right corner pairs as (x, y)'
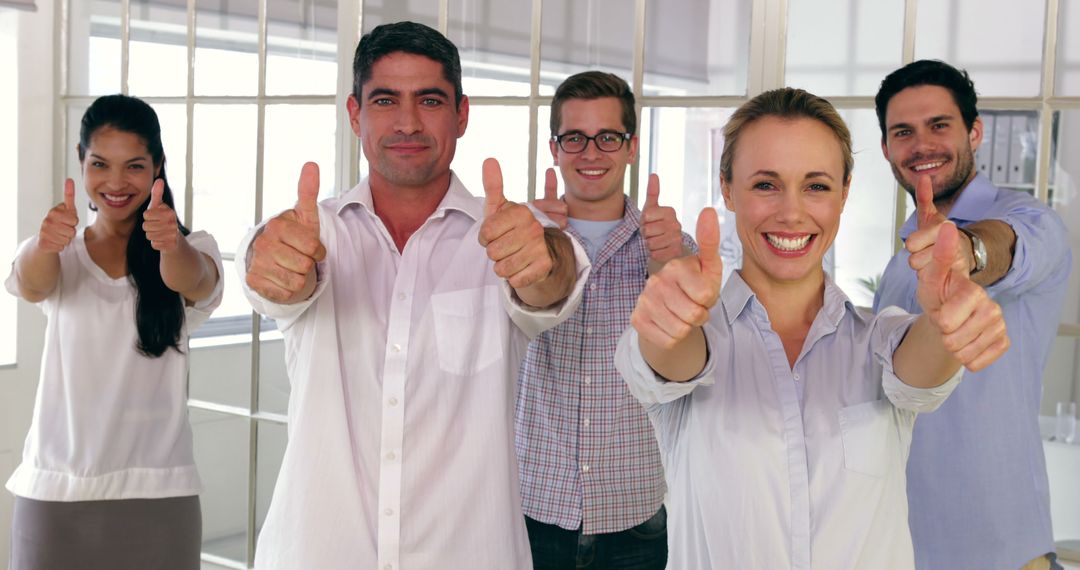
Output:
(579, 169), (606, 176)
(913, 161), (944, 172)
(766, 234), (811, 251)
(103, 194), (130, 204)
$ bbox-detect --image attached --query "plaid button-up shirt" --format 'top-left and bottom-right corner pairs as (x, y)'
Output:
(515, 198), (696, 534)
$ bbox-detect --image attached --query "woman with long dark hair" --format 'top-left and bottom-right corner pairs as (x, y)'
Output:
(6, 94), (222, 569)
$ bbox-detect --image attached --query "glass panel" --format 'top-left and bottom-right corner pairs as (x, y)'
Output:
(148, 103), (189, 226)
(1056, 0), (1080, 96)
(262, 104), (337, 221)
(266, 0), (338, 96)
(195, 0), (259, 96)
(65, 103), (98, 221)
(258, 337), (290, 414)
(0, 10), (15, 365)
(832, 109), (898, 308)
(129, 0), (188, 97)
(448, 0), (532, 97)
(453, 105), (530, 204)
(785, 0), (904, 97)
(191, 409), (250, 564)
(541, 0), (634, 86)
(192, 104), (256, 256)
(636, 107), (735, 240)
(215, 260), (258, 322)
(914, 0), (1046, 97)
(534, 105), (554, 198)
(1050, 109), (1080, 327)
(361, 0), (439, 33)
(644, 0), (752, 96)
(189, 336), (251, 408)
(254, 419), (288, 552)
(69, 0), (121, 95)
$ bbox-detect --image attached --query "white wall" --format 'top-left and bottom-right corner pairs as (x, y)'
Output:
(0, 2), (55, 563)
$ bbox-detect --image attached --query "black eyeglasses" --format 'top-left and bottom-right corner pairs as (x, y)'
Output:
(551, 131), (632, 153)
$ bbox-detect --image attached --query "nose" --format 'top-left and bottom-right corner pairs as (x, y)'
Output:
(106, 167), (126, 190)
(394, 103), (422, 135)
(775, 188), (806, 224)
(580, 137), (603, 159)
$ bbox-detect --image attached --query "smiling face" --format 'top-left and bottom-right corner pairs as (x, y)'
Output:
(79, 126), (158, 224)
(550, 97), (637, 219)
(722, 116), (849, 288)
(348, 51), (469, 192)
(881, 85), (982, 205)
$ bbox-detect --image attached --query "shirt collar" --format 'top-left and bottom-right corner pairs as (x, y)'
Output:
(334, 171), (481, 222)
(899, 173), (996, 239)
(720, 270), (861, 330)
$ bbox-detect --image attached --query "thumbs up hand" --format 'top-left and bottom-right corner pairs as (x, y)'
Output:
(479, 158), (554, 290)
(142, 179), (181, 252)
(905, 175), (974, 275)
(916, 221), (1009, 372)
(640, 174), (684, 264)
(38, 178), (80, 253)
(631, 208), (723, 350)
(246, 162), (327, 303)
(530, 168), (568, 229)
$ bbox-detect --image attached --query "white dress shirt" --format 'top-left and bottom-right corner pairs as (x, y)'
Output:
(615, 272), (962, 570)
(237, 173), (590, 570)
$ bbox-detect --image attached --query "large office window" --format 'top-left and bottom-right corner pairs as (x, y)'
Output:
(56, 0), (1080, 566)
(0, 9), (16, 367)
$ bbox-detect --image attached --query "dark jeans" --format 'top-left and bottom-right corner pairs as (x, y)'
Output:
(525, 506), (667, 570)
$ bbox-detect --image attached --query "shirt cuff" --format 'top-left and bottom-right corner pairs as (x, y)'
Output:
(234, 218), (329, 328)
(501, 227), (592, 339)
(615, 325), (717, 408)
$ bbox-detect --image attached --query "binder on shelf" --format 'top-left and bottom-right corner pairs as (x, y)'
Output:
(991, 113), (1012, 185)
(1007, 114), (1033, 186)
(976, 113), (995, 178)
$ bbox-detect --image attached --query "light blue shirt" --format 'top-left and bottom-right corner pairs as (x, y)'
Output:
(874, 174), (1071, 570)
(618, 272), (962, 569)
(567, 217), (622, 260)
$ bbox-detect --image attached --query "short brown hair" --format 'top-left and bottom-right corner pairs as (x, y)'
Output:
(550, 71), (636, 136)
(720, 88), (853, 183)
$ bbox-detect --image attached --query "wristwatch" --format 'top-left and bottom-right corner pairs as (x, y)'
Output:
(958, 226), (987, 276)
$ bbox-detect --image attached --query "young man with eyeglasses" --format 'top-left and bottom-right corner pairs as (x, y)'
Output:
(517, 70), (694, 569)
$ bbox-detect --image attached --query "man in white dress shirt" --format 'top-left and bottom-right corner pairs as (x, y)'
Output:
(237, 21), (589, 570)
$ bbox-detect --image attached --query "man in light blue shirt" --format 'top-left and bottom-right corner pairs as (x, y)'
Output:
(874, 59), (1071, 570)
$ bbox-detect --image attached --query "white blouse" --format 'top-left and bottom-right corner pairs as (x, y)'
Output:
(5, 229), (223, 501)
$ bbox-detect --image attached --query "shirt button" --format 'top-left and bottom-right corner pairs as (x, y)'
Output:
(586, 327), (594, 334)
(793, 373), (800, 381)
(388, 397), (399, 406)
(397, 292), (406, 301)
(583, 376), (591, 385)
(583, 418), (590, 427)
(391, 343), (402, 353)
(589, 283), (597, 291)
(386, 452), (396, 461)
(384, 565), (393, 570)
(582, 464), (590, 473)
(384, 508), (394, 516)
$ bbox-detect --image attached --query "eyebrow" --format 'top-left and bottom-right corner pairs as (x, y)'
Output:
(887, 114), (955, 132)
(366, 87), (451, 100)
(750, 169), (835, 182)
(88, 153), (148, 164)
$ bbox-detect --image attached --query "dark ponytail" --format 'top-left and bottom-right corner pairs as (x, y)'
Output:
(78, 94), (191, 358)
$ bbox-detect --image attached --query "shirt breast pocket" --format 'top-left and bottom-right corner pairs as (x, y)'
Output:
(430, 285), (507, 376)
(837, 399), (896, 478)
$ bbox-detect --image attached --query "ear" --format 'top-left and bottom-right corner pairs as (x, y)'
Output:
(880, 137), (891, 161)
(627, 134), (639, 164)
(968, 115), (984, 153)
(549, 138), (559, 165)
(456, 95), (470, 138)
(346, 94), (362, 139)
(721, 177), (735, 212)
(840, 175), (852, 213)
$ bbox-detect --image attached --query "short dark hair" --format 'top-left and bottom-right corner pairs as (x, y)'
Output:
(874, 59), (979, 141)
(352, 21), (464, 107)
(550, 71), (636, 136)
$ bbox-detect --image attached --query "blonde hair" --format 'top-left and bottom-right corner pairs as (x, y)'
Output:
(720, 88), (853, 183)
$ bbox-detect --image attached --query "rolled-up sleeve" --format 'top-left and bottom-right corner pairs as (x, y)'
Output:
(615, 324), (717, 409)
(502, 226), (592, 339)
(872, 306), (963, 413)
(978, 197), (1070, 301)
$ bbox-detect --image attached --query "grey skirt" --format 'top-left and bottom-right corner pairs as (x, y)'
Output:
(9, 495), (201, 570)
